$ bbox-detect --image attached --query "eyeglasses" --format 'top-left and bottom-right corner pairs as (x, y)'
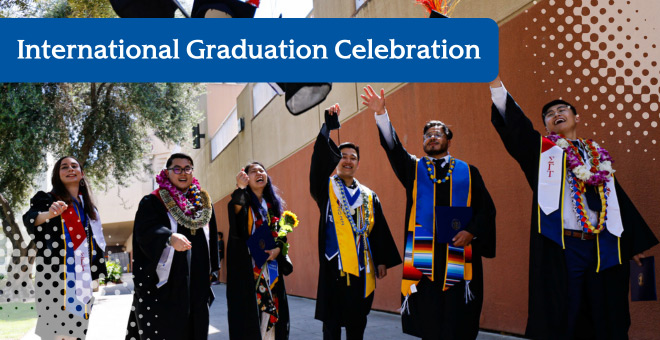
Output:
(544, 105), (571, 120)
(167, 166), (194, 174)
(423, 131), (445, 141)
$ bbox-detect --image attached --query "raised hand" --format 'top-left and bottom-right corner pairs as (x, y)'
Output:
(236, 168), (249, 189)
(361, 85), (386, 115)
(326, 103), (340, 116)
(489, 75), (502, 88)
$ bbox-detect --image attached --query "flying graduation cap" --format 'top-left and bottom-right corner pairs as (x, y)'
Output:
(269, 83), (333, 116)
(429, 10), (448, 18)
(191, 0), (259, 18)
(109, 0), (259, 18)
(109, 0), (189, 18)
(416, 0), (461, 18)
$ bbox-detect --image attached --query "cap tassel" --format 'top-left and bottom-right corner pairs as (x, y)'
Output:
(400, 294), (411, 315)
(464, 280), (475, 304)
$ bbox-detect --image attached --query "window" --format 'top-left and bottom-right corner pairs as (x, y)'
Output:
(252, 83), (278, 117)
(211, 106), (239, 160)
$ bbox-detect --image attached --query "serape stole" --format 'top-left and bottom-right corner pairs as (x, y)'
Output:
(401, 157), (472, 296)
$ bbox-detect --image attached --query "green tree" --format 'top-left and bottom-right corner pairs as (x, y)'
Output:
(0, 82), (203, 301)
(1, 0), (119, 18)
(0, 0), (203, 301)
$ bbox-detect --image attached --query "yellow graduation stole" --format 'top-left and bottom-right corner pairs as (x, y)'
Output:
(328, 179), (376, 298)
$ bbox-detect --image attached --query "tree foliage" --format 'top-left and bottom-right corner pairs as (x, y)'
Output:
(0, 82), (203, 301)
(1, 0), (118, 18)
(0, 0), (204, 303)
(0, 82), (203, 210)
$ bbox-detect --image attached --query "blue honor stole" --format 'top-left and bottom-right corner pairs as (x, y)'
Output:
(401, 156), (472, 296)
(537, 136), (622, 271)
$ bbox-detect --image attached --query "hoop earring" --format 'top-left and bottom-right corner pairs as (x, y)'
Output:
(80, 179), (86, 187)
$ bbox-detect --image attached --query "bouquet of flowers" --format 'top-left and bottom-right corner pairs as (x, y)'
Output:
(271, 210), (299, 256)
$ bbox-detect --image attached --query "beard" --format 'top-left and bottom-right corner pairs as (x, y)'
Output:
(424, 141), (448, 157)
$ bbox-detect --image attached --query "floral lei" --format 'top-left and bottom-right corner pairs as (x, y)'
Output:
(546, 133), (614, 186)
(156, 169), (212, 232)
(546, 134), (614, 234)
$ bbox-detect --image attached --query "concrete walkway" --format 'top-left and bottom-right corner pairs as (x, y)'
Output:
(22, 277), (525, 340)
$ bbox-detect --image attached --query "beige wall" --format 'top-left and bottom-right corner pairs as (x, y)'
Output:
(92, 0), (543, 253)
(206, 84), (245, 136)
(95, 133), (175, 249)
(96, 0), (660, 337)
(194, 1), (660, 338)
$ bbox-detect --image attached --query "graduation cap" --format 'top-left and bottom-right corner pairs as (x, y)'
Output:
(429, 9), (448, 18)
(109, 0), (190, 18)
(192, 0), (258, 18)
(269, 83), (333, 116)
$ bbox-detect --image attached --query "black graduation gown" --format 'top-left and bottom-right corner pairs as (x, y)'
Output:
(226, 188), (292, 340)
(491, 93), (659, 340)
(310, 125), (402, 325)
(23, 191), (107, 339)
(377, 124), (496, 340)
(126, 194), (220, 340)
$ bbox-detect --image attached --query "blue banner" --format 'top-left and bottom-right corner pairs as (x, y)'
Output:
(0, 18), (498, 82)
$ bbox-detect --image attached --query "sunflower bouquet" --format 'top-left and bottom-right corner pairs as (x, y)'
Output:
(274, 210), (299, 256)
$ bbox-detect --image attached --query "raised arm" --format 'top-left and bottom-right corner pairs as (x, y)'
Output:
(489, 77), (543, 188)
(362, 85), (417, 188)
(309, 104), (342, 204)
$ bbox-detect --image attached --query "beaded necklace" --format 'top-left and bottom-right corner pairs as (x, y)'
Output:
(424, 156), (455, 183)
(568, 172), (609, 234)
(333, 176), (371, 235)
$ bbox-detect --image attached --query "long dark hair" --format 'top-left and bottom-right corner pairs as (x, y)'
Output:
(244, 161), (284, 218)
(50, 156), (98, 220)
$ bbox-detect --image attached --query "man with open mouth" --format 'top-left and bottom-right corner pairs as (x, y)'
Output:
(489, 76), (657, 339)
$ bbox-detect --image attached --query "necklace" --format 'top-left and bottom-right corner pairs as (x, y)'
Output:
(424, 156), (455, 183)
(159, 188), (212, 234)
(333, 176), (371, 236)
(567, 172), (609, 234)
(546, 134), (614, 186)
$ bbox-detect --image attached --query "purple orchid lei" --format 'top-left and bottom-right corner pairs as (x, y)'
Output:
(155, 169), (202, 216)
(546, 133), (614, 186)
